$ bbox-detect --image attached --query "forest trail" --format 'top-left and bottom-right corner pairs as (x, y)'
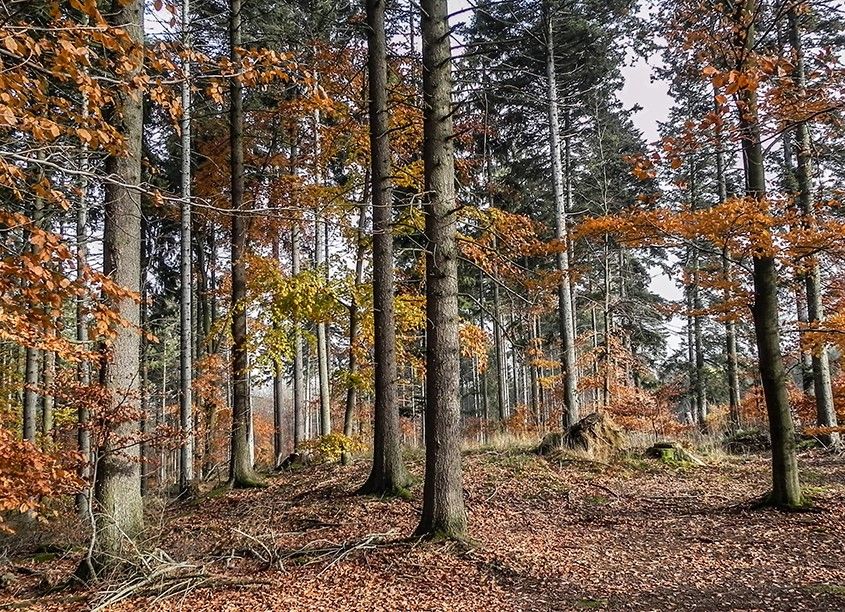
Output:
(6, 448), (845, 611)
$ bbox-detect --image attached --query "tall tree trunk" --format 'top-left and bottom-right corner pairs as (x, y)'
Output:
(492, 251), (508, 421)
(292, 222), (306, 447)
(343, 171), (369, 464)
(227, 0), (259, 487)
(23, 347), (38, 442)
(179, 0), (194, 494)
(360, 0), (410, 493)
(715, 91), (741, 426)
(783, 130), (815, 397)
(202, 226), (218, 479)
(736, 0), (801, 507)
(544, 6), (578, 428)
(312, 86), (331, 437)
(602, 235), (612, 407)
(23, 179), (43, 443)
(41, 349), (55, 446)
(272, 238), (285, 467)
(415, 0), (467, 539)
(91, 0), (145, 565)
(689, 162), (706, 426)
(76, 133), (92, 512)
(788, 7), (839, 446)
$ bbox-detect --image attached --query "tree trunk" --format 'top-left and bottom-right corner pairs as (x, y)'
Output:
(360, 0), (410, 493)
(76, 129), (92, 513)
(312, 86), (331, 438)
(715, 92), (741, 427)
(343, 172), (368, 462)
(23, 347), (38, 442)
(736, 0), (801, 507)
(227, 0), (259, 487)
(179, 0), (194, 494)
(788, 7), (839, 446)
(202, 226), (218, 479)
(492, 252), (508, 421)
(544, 7), (578, 428)
(292, 222), (306, 447)
(272, 239), (285, 467)
(92, 0), (144, 564)
(415, 0), (467, 539)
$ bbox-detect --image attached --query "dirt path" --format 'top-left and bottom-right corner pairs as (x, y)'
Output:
(4, 449), (845, 611)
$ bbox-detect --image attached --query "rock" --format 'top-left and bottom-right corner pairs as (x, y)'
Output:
(0, 572), (17, 591)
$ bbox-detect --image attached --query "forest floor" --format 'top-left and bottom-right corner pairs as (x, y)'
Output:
(3, 445), (845, 611)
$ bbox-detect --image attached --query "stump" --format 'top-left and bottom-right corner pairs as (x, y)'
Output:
(537, 412), (624, 461)
(646, 441), (704, 465)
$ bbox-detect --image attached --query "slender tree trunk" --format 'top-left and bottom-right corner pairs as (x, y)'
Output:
(602, 235), (612, 407)
(715, 92), (741, 426)
(41, 350), (55, 447)
(292, 222), (306, 447)
(23, 347), (38, 442)
(90, 0), (144, 566)
(788, 7), (839, 446)
(736, 0), (801, 507)
(544, 7), (578, 428)
(203, 226), (218, 479)
(312, 86), (331, 437)
(361, 0), (410, 493)
(415, 0), (467, 539)
(492, 254), (508, 421)
(140, 250), (150, 496)
(272, 239), (285, 467)
(179, 0), (194, 494)
(227, 0), (258, 487)
(23, 178), (43, 443)
(343, 174), (369, 465)
(783, 130), (815, 397)
(689, 169), (706, 426)
(75, 122), (93, 510)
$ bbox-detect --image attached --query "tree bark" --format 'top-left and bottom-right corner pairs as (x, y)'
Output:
(360, 0), (410, 493)
(736, 0), (801, 507)
(272, 239), (285, 467)
(544, 6), (578, 428)
(92, 0), (145, 563)
(179, 0), (194, 494)
(415, 0), (467, 539)
(788, 7), (839, 446)
(343, 172), (369, 462)
(227, 0), (259, 487)
(292, 222), (306, 447)
(715, 91), (742, 427)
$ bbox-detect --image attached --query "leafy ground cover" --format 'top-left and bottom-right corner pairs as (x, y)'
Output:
(3, 448), (845, 611)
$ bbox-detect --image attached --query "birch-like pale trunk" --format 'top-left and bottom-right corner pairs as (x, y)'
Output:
(543, 5), (578, 428)
(179, 0), (194, 493)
